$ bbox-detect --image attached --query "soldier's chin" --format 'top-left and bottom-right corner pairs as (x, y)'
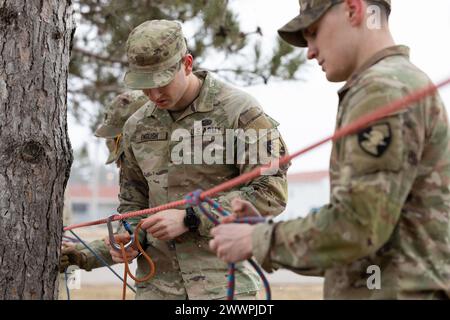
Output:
(325, 68), (349, 83)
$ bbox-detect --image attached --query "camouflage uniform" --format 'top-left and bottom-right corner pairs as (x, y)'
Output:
(96, 90), (149, 165)
(68, 91), (148, 271)
(252, 0), (450, 300)
(119, 20), (290, 300)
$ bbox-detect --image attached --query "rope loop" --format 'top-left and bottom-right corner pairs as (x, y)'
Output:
(184, 191), (270, 300)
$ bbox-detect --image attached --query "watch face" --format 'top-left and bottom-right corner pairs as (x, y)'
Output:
(186, 215), (195, 225)
(185, 209), (200, 230)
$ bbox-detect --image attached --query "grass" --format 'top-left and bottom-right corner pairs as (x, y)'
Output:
(58, 282), (323, 300)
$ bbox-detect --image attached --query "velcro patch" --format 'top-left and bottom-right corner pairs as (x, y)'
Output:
(190, 126), (225, 136)
(239, 108), (264, 127)
(138, 131), (168, 142)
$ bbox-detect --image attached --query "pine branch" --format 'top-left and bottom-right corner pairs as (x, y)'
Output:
(73, 47), (128, 66)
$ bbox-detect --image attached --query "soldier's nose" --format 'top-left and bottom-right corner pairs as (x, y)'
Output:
(307, 47), (317, 60)
(143, 88), (162, 101)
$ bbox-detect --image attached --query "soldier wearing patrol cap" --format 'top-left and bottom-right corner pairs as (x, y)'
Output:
(59, 91), (148, 275)
(209, 0), (450, 299)
(112, 19), (290, 300)
(95, 90), (148, 166)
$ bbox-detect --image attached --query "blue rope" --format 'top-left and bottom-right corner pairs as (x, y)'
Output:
(64, 268), (71, 300)
(122, 220), (134, 235)
(248, 259), (271, 300)
(64, 229), (136, 293)
(185, 190), (271, 300)
(227, 263), (235, 299)
(63, 235), (80, 243)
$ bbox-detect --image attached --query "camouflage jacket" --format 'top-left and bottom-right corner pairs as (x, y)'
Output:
(118, 71), (289, 299)
(252, 46), (450, 299)
(74, 240), (114, 271)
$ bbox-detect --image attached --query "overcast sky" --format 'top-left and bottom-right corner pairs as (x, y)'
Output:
(68, 0), (450, 173)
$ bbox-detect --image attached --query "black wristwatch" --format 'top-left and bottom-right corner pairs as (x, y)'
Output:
(184, 207), (200, 232)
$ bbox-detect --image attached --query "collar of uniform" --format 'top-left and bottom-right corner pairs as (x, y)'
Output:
(142, 99), (173, 126)
(143, 100), (157, 118)
(338, 45), (410, 98)
(191, 70), (218, 113)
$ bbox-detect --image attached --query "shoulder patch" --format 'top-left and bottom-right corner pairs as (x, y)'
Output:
(357, 123), (392, 157)
(344, 115), (404, 176)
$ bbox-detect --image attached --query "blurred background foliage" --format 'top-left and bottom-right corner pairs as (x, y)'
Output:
(69, 0), (306, 134)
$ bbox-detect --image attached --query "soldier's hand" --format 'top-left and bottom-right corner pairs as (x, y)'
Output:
(59, 241), (87, 273)
(221, 198), (262, 224)
(141, 209), (188, 241)
(104, 233), (139, 264)
(209, 223), (254, 263)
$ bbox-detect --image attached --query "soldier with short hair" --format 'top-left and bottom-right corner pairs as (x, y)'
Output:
(112, 19), (290, 300)
(59, 90), (148, 273)
(209, 0), (450, 299)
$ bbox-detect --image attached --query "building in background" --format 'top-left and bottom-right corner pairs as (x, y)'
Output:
(278, 171), (329, 221)
(66, 170), (330, 224)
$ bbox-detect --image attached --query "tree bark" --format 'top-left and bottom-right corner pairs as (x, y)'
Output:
(0, 0), (74, 299)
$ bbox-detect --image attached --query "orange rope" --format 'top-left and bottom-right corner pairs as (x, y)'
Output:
(118, 221), (155, 300)
(63, 76), (450, 232)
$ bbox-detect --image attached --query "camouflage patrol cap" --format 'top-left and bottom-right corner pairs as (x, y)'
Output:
(278, 0), (391, 47)
(124, 20), (188, 89)
(95, 90), (148, 139)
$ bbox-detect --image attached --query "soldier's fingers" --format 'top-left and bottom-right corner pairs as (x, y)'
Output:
(147, 223), (166, 235)
(236, 200), (260, 218)
(210, 225), (225, 237)
(216, 246), (227, 262)
(152, 231), (168, 240)
(125, 248), (139, 257)
(109, 249), (123, 259)
(59, 263), (69, 273)
(220, 214), (237, 224)
(120, 252), (137, 263)
(111, 256), (125, 263)
(210, 226), (217, 237)
(140, 216), (160, 231)
(122, 254), (136, 262)
(220, 248), (235, 264)
(60, 261), (69, 267)
(62, 241), (71, 247)
(110, 246), (137, 261)
(209, 239), (218, 252)
(112, 257), (126, 264)
(113, 233), (131, 244)
(245, 201), (261, 217)
(231, 198), (245, 212)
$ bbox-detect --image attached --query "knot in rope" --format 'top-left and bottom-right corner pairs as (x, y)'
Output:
(183, 190), (271, 300)
(184, 189), (203, 207)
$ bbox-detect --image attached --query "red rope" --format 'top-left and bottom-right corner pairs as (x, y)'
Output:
(63, 77), (450, 232)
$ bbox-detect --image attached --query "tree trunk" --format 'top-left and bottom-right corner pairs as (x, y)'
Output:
(0, 0), (74, 299)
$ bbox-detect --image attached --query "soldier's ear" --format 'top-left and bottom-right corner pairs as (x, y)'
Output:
(183, 54), (194, 75)
(344, 0), (364, 27)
